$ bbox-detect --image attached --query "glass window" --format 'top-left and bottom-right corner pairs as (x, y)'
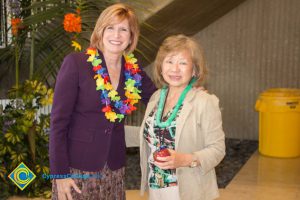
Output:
(0, 0), (8, 48)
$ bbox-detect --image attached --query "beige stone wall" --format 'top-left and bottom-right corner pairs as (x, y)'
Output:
(193, 0), (300, 139)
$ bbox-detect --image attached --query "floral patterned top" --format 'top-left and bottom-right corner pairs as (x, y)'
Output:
(143, 104), (183, 189)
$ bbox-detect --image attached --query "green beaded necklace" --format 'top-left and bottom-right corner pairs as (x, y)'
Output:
(155, 77), (196, 128)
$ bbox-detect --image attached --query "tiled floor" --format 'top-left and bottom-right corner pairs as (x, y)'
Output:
(8, 151), (300, 200)
(126, 151), (300, 200)
(218, 151), (300, 200)
(8, 191), (149, 200)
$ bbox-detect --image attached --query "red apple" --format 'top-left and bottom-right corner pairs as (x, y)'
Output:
(153, 148), (170, 162)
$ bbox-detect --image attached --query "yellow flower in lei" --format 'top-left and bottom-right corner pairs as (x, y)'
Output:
(108, 90), (120, 101)
(87, 49), (96, 61)
(86, 48), (142, 122)
(105, 111), (118, 122)
(104, 83), (113, 91)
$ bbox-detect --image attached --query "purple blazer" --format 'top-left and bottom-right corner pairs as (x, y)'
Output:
(49, 51), (156, 175)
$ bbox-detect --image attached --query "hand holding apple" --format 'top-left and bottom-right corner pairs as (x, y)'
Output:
(153, 149), (195, 169)
(153, 147), (170, 163)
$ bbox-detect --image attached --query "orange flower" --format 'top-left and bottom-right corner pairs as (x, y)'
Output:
(11, 18), (22, 36)
(63, 13), (82, 33)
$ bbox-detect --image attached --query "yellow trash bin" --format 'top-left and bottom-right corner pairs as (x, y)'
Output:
(255, 88), (300, 158)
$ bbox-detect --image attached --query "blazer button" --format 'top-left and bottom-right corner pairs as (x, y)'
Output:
(105, 128), (111, 134)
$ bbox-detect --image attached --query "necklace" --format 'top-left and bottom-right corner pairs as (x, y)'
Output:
(86, 48), (142, 122)
(155, 78), (196, 128)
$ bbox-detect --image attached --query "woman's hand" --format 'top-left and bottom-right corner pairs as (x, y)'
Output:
(153, 149), (194, 169)
(56, 178), (81, 200)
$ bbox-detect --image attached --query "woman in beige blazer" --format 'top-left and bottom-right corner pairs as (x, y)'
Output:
(139, 34), (225, 200)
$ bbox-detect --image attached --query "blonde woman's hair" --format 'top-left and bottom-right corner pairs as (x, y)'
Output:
(90, 3), (139, 53)
(153, 34), (207, 88)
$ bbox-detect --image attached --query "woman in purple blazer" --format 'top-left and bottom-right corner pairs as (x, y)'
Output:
(50, 3), (156, 199)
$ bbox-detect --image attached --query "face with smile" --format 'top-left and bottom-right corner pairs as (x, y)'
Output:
(102, 18), (131, 55)
(161, 50), (194, 90)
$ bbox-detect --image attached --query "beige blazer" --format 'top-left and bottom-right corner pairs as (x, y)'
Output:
(139, 88), (226, 200)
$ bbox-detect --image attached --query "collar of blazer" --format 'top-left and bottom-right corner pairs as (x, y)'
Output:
(145, 88), (198, 149)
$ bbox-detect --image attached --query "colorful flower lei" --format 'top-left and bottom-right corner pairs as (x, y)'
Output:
(86, 48), (142, 122)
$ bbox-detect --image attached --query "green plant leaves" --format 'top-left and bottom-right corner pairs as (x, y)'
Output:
(0, 80), (52, 198)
